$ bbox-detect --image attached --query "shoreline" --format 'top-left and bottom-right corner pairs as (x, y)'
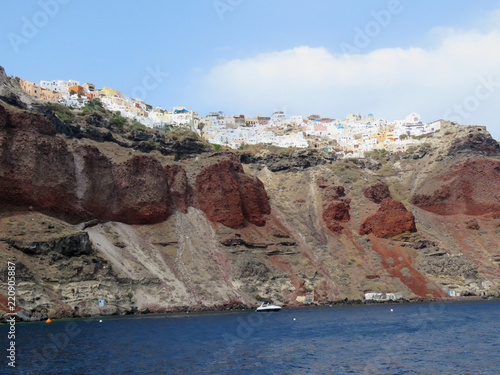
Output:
(2, 295), (497, 325)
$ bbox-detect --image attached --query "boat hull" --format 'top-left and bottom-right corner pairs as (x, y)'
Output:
(256, 307), (281, 312)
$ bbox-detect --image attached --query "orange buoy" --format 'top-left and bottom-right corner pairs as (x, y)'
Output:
(46, 318), (52, 323)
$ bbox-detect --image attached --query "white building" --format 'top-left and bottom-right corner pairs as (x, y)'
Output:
(364, 292), (403, 301)
(270, 111), (287, 126)
(61, 93), (89, 108)
(40, 80), (80, 93)
(289, 115), (307, 125)
(167, 108), (200, 129)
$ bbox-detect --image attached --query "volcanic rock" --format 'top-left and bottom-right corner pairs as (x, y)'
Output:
(193, 155), (270, 228)
(323, 201), (350, 233)
(239, 149), (336, 172)
(363, 182), (391, 203)
(412, 159), (500, 216)
(9, 232), (92, 257)
(0, 103), (80, 220)
(447, 132), (500, 156)
(165, 164), (191, 213)
(111, 155), (173, 224)
(0, 66), (34, 109)
(73, 145), (115, 219)
(359, 198), (417, 238)
(0, 104), (173, 224)
(318, 178), (350, 234)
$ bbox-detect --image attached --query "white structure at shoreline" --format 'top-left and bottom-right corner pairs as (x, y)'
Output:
(364, 292), (403, 301)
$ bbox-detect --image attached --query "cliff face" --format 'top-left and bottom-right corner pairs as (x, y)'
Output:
(318, 178), (351, 234)
(0, 104), (79, 219)
(0, 104), (270, 228)
(193, 155), (270, 228)
(412, 159), (500, 216)
(363, 182), (391, 204)
(1, 85), (500, 320)
(0, 67), (35, 109)
(359, 198), (417, 238)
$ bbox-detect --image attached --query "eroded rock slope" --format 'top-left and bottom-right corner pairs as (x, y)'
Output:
(1, 68), (499, 320)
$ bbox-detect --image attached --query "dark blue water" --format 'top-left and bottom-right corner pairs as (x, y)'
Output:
(1, 300), (498, 374)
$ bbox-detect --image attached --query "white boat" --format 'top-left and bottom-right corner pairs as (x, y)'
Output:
(256, 302), (281, 312)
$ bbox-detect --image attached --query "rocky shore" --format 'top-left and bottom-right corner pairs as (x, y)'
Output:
(1, 66), (499, 320)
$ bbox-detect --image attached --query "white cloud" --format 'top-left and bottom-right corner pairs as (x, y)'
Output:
(197, 22), (500, 139)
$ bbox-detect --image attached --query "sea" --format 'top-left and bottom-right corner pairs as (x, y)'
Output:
(1, 300), (498, 374)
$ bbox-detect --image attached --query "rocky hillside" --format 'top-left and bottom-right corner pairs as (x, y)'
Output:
(0, 67), (499, 321)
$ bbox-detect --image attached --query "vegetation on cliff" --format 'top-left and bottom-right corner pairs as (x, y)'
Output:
(1, 67), (500, 321)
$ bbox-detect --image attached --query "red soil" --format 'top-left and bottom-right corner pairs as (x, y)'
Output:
(370, 236), (447, 297)
(412, 159), (500, 216)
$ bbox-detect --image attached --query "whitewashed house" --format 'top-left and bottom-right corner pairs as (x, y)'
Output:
(40, 80), (80, 93)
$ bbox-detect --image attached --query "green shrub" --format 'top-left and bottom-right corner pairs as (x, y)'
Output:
(85, 99), (105, 112)
(110, 113), (127, 130)
(147, 140), (159, 148)
(331, 161), (362, 182)
(48, 103), (74, 123)
(238, 144), (249, 151)
(129, 120), (147, 131)
(376, 164), (397, 176)
(169, 126), (199, 139)
(421, 142), (432, 149)
(211, 143), (222, 151)
(365, 148), (388, 164)
(412, 133), (432, 140)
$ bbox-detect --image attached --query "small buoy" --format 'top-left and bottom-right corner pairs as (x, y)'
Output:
(390, 309), (394, 312)
(99, 320), (102, 323)
(293, 318), (296, 321)
(46, 318), (52, 323)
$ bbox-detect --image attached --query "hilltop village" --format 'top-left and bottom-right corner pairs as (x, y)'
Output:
(2, 65), (499, 319)
(19, 77), (441, 157)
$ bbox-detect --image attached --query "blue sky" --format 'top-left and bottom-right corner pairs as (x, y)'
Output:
(1, 0), (500, 138)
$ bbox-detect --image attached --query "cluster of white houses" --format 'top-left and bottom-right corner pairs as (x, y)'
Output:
(20, 78), (199, 128)
(20, 78), (442, 157)
(200, 111), (441, 156)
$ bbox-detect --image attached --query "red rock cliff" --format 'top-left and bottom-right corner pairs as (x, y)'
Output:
(0, 104), (80, 219)
(0, 104), (271, 227)
(317, 178), (351, 233)
(359, 198), (417, 238)
(111, 155), (173, 224)
(193, 155), (270, 228)
(412, 159), (500, 216)
(74, 145), (174, 224)
(165, 164), (191, 214)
